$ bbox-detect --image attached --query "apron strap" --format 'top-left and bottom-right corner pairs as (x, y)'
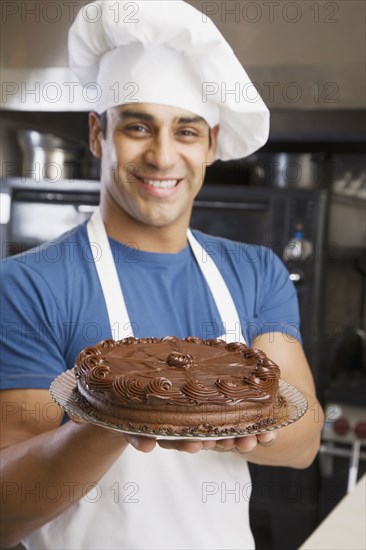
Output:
(187, 229), (245, 343)
(86, 209), (131, 337)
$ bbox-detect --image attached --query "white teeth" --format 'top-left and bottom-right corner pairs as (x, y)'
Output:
(142, 178), (178, 189)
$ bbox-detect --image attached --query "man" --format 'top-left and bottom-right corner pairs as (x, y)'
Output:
(0, 2), (323, 549)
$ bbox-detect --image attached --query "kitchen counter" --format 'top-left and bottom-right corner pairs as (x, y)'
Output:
(300, 474), (366, 550)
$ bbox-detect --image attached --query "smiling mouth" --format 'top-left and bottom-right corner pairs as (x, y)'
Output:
(138, 177), (181, 189)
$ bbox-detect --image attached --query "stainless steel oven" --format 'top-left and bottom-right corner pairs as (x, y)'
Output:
(0, 178), (100, 257)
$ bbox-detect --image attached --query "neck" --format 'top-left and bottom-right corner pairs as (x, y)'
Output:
(99, 197), (189, 253)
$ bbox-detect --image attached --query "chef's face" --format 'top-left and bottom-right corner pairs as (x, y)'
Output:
(89, 103), (219, 231)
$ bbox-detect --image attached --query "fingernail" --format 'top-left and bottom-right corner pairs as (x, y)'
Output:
(125, 434), (138, 447)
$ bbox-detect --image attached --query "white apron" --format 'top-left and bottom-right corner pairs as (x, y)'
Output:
(23, 209), (255, 550)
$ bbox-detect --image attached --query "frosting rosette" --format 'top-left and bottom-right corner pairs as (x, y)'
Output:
(112, 374), (146, 402)
(166, 352), (194, 368)
(216, 378), (270, 402)
(182, 379), (226, 405)
(86, 365), (113, 391)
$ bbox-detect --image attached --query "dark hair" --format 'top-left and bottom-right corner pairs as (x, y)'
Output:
(97, 110), (212, 146)
(98, 111), (108, 139)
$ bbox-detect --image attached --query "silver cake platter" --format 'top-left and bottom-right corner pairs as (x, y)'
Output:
(50, 368), (308, 440)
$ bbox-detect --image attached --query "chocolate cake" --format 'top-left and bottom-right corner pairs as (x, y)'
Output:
(74, 336), (283, 436)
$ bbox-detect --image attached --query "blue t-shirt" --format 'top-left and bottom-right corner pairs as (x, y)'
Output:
(0, 223), (301, 390)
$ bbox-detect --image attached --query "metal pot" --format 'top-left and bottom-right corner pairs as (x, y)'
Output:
(248, 152), (331, 189)
(17, 129), (84, 182)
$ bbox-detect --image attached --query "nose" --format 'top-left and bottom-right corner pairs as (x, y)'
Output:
(143, 129), (179, 170)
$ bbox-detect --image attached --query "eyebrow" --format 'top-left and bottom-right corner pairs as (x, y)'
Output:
(177, 115), (206, 125)
(118, 110), (153, 122)
(117, 109), (207, 125)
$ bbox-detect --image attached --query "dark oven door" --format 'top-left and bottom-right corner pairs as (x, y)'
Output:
(191, 184), (329, 388)
(192, 186), (282, 254)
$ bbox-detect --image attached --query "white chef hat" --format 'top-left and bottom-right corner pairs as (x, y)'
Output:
(68, 0), (269, 160)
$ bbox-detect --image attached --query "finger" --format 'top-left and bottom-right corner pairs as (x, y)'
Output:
(68, 414), (86, 424)
(235, 435), (258, 454)
(215, 438), (237, 450)
(124, 434), (157, 453)
(157, 440), (203, 453)
(257, 430), (278, 447)
(201, 439), (218, 450)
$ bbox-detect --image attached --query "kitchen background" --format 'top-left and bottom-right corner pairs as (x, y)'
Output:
(1, 1), (365, 549)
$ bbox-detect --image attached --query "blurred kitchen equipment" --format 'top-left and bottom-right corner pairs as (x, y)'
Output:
(250, 152), (326, 188)
(319, 253), (366, 506)
(0, 177), (99, 258)
(208, 152), (334, 189)
(17, 129), (84, 182)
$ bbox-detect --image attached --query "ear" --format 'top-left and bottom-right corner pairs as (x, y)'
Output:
(206, 124), (220, 166)
(89, 112), (103, 159)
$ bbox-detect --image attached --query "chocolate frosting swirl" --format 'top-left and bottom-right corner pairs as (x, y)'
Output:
(145, 377), (187, 404)
(182, 379), (227, 404)
(146, 377), (172, 393)
(98, 339), (117, 350)
(225, 342), (248, 352)
(205, 338), (227, 347)
(166, 352), (194, 368)
(216, 378), (274, 402)
(86, 365), (113, 391)
(120, 337), (138, 345)
(79, 345), (102, 357)
(162, 336), (180, 343)
(76, 345), (101, 370)
(242, 348), (259, 359)
(184, 336), (203, 344)
(75, 352), (103, 378)
(113, 374), (145, 401)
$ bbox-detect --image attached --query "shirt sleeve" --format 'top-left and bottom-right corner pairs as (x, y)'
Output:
(0, 258), (66, 390)
(246, 247), (302, 344)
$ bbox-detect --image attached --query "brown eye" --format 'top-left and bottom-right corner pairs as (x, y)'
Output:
(128, 125), (148, 132)
(121, 124), (151, 138)
(178, 129), (200, 139)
